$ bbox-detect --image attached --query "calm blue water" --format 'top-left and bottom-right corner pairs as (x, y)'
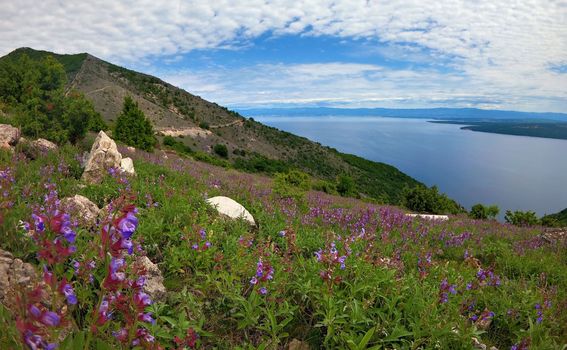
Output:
(257, 116), (567, 217)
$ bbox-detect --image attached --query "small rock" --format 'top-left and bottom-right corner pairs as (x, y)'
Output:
(22, 138), (58, 159)
(61, 195), (100, 228)
(136, 256), (166, 301)
(81, 131), (123, 184)
(406, 213), (449, 221)
(206, 196), (256, 226)
(120, 157), (136, 176)
(0, 124), (20, 150)
(0, 248), (37, 302)
(288, 339), (310, 350)
(126, 146), (136, 153)
(31, 138), (57, 153)
(472, 337), (487, 350)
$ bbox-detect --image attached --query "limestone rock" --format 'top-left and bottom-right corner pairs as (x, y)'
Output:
(120, 157), (136, 176)
(81, 131), (122, 183)
(0, 248), (37, 302)
(0, 124), (20, 150)
(405, 213), (449, 221)
(61, 195), (100, 228)
(136, 256), (166, 301)
(23, 138), (58, 159)
(206, 196), (256, 226)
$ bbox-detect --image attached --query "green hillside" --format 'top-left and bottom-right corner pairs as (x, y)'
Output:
(0, 47), (428, 206)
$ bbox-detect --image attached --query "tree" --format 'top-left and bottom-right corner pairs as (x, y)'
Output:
(114, 96), (156, 151)
(2, 53), (106, 144)
(336, 175), (356, 197)
(504, 210), (540, 227)
(470, 204), (500, 220)
(403, 185), (465, 215)
(213, 144), (228, 158)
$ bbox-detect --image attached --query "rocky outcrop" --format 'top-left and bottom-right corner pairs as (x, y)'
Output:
(0, 248), (37, 302)
(0, 124), (20, 151)
(135, 256), (166, 301)
(541, 227), (567, 246)
(81, 131), (135, 183)
(206, 196), (256, 226)
(61, 195), (100, 228)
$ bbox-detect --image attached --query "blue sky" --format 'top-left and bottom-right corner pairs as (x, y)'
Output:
(1, 1), (566, 112)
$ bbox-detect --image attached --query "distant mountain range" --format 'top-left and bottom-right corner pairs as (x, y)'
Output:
(237, 107), (567, 122)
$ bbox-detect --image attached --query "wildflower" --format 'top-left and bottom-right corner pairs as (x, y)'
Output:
(250, 277), (258, 285)
(259, 287), (268, 295)
(439, 279), (457, 304)
(59, 280), (77, 305)
(40, 311), (60, 327)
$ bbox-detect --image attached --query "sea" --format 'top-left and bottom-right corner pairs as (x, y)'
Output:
(257, 116), (567, 218)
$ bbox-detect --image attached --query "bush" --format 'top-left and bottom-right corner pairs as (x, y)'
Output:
(273, 170), (311, 200)
(162, 135), (192, 155)
(199, 121), (209, 129)
(504, 210), (540, 227)
(403, 185), (465, 215)
(312, 179), (337, 194)
(469, 204), (500, 220)
(114, 96), (156, 151)
(336, 175), (356, 197)
(213, 144), (228, 158)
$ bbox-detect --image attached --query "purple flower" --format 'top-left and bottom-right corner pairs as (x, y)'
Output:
(250, 277), (258, 285)
(139, 312), (156, 324)
(134, 292), (152, 307)
(40, 311), (60, 327)
(110, 257), (125, 273)
(61, 283), (77, 305)
(278, 230), (286, 237)
(259, 287), (268, 295)
(28, 304), (41, 318)
(117, 212), (138, 239)
(192, 243), (199, 250)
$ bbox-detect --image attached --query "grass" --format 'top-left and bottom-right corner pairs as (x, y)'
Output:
(0, 144), (565, 349)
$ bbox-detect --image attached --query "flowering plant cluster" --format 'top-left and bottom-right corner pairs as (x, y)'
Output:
(249, 258), (274, 295)
(185, 228), (211, 252)
(438, 278), (457, 304)
(0, 167), (16, 224)
(315, 241), (349, 286)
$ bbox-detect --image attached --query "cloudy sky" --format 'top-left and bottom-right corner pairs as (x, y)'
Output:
(1, 0), (566, 112)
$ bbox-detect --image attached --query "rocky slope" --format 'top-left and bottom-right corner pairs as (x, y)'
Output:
(1, 48), (422, 204)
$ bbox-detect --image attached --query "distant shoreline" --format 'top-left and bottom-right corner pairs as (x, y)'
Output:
(429, 120), (567, 141)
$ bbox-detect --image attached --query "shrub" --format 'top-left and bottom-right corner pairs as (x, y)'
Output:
(273, 170), (311, 200)
(504, 210), (540, 227)
(469, 203), (500, 220)
(199, 121), (209, 129)
(114, 96), (156, 151)
(336, 175), (356, 197)
(403, 185), (465, 215)
(213, 144), (228, 158)
(162, 135), (192, 155)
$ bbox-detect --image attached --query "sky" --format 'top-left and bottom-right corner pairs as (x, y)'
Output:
(1, 0), (566, 112)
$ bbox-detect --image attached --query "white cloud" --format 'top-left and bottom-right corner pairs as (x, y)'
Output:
(1, 0), (566, 111)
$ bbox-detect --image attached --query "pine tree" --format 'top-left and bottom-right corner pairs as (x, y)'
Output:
(114, 96), (156, 151)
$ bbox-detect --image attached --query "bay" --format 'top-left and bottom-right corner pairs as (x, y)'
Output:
(257, 116), (567, 218)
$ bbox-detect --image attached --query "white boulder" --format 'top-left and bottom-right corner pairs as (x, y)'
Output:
(81, 131), (122, 183)
(206, 196), (256, 226)
(120, 157), (136, 176)
(405, 213), (449, 221)
(61, 195), (100, 227)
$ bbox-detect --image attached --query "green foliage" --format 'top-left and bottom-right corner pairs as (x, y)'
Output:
(234, 154), (291, 174)
(0, 53), (105, 144)
(114, 96), (156, 151)
(403, 185), (466, 215)
(199, 121), (209, 129)
(312, 179), (338, 195)
(336, 175), (356, 197)
(162, 135), (192, 155)
(504, 210), (540, 227)
(213, 143), (228, 158)
(338, 153), (421, 204)
(470, 203), (500, 220)
(541, 208), (567, 227)
(273, 170), (311, 200)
